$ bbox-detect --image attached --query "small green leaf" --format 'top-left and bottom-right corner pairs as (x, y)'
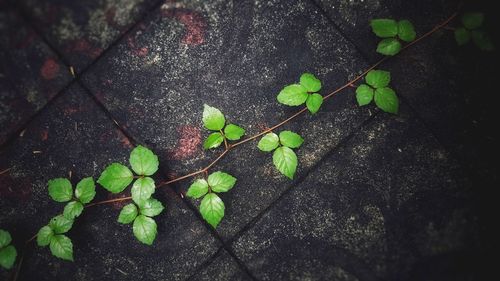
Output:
(118, 203), (138, 224)
(49, 215), (73, 234)
(203, 132), (224, 150)
(98, 163), (133, 193)
(49, 235), (73, 261)
(370, 19), (398, 38)
(224, 124), (245, 141)
(200, 193), (225, 228)
(36, 226), (54, 247)
(208, 171), (237, 193)
(376, 38), (402, 56)
(63, 201), (84, 219)
(462, 12), (484, 30)
(454, 27), (471, 46)
(203, 104), (226, 131)
(138, 198), (164, 217)
(279, 131), (304, 149)
(131, 177), (156, 205)
(299, 73), (321, 92)
(397, 20), (416, 42)
(48, 178), (73, 202)
(374, 87), (399, 114)
(0, 229), (11, 248)
(356, 84), (374, 106)
(306, 93), (323, 114)
(133, 215), (157, 245)
(129, 145), (159, 176)
(0, 245), (17, 269)
(186, 179), (209, 199)
(257, 133), (280, 152)
(277, 84), (309, 106)
(273, 146), (298, 179)
(471, 30), (495, 51)
(365, 70), (391, 89)
(75, 177), (96, 204)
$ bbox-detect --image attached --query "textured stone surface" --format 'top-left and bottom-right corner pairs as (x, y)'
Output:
(15, 0), (163, 71)
(0, 84), (220, 281)
(189, 249), (253, 281)
(232, 106), (481, 280)
(0, 6), (72, 146)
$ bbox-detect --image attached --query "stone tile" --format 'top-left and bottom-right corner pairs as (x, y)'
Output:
(15, 0), (163, 71)
(0, 6), (72, 146)
(81, 0), (375, 240)
(189, 249), (252, 281)
(232, 106), (480, 280)
(0, 84), (219, 281)
(315, 0), (458, 61)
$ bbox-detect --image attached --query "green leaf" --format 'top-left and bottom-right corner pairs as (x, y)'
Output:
(129, 145), (159, 176)
(472, 30), (495, 51)
(200, 193), (225, 228)
(257, 133), (279, 152)
(273, 146), (298, 179)
(36, 226), (54, 247)
(63, 201), (84, 219)
(49, 215), (73, 234)
(299, 73), (321, 92)
(49, 235), (73, 261)
(203, 104), (226, 131)
(306, 93), (323, 114)
(138, 198), (164, 217)
(279, 131), (304, 149)
(208, 171), (237, 193)
(397, 20), (416, 42)
(224, 124), (245, 141)
(98, 163), (133, 193)
(277, 84), (309, 106)
(374, 87), (399, 114)
(0, 245), (17, 269)
(203, 132), (224, 150)
(48, 178), (73, 202)
(462, 12), (484, 30)
(370, 19), (398, 38)
(75, 177), (96, 204)
(131, 177), (156, 205)
(133, 215), (157, 245)
(186, 179), (209, 199)
(365, 70), (391, 88)
(0, 229), (11, 248)
(118, 203), (138, 224)
(376, 38), (402, 56)
(454, 27), (471, 46)
(356, 84), (374, 106)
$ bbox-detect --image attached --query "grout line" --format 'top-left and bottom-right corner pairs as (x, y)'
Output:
(225, 113), (378, 245)
(184, 247), (225, 281)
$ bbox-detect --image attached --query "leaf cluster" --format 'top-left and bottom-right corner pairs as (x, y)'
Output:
(370, 19), (416, 56)
(0, 229), (17, 269)
(203, 105), (245, 149)
(355, 70), (399, 114)
(258, 130), (304, 179)
(454, 12), (494, 51)
(277, 73), (324, 114)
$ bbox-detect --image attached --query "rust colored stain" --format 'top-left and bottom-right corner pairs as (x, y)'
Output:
(40, 129), (48, 141)
(116, 129), (133, 148)
(162, 8), (207, 46)
(127, 35), (149, 57)
(40, 58), (60, 80)
(168, 125), (202, 160)
(66, 39), (102, 59)
(63, 107), (80, 116)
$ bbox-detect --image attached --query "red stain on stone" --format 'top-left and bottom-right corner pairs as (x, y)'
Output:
(116, 129), (133, 148)
(0, 174), (32, 202)
(127, 36), (149, 57)
(40, 130), (48, 141)
(167, 125), (202, 160)
(40, 58), (60, 80)
(162, 8), (207, 46)
(63, 107), (80, 116)
(66, 39), (102, 59)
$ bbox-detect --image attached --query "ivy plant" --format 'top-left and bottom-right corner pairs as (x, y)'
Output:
(454, 12), (494, 51)
(186, 171), (237, 228)
(355, 69), (399, 114)
(370, 19), (416, 55)
(118, 198), (164, 245)
(203, 104), (245, 149)
(277, 73), (324, 114)
(258, 130), (303, 179)
(0, 229), (17, 269)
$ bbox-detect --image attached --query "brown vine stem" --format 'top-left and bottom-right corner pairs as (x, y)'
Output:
(18, 12), (458, 270)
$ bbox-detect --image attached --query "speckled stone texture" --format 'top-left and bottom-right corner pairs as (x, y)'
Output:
(0, 0), (496, 280)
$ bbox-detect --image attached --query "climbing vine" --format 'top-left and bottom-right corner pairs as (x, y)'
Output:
(0, 8), (494, 280)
